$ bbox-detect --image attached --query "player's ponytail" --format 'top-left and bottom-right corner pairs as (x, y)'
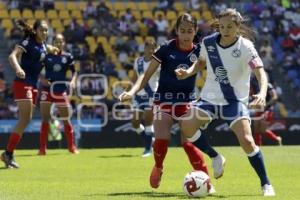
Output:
(16, 19), (45, 39)
(210, 8), (256, 42)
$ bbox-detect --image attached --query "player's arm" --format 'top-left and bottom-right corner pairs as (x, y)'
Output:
(266, 88), (278, 107)
(8, 46), (26, 79)
(249, 67), (268, 108)
(175, 57), (205, 80)
(119, 59), (160, 101)
(38, 68), (51, 86)
(46, 44), (59, 54)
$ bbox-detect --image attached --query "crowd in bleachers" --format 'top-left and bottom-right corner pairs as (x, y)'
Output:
(0, 0), (299, 119)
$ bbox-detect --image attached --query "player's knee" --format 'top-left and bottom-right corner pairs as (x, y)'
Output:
(180, 121), (197, 138)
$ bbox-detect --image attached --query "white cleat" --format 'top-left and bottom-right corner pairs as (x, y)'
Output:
(212, 154), (226, 179)
(262, 184), (276, 196)
(141, 149), (152, 158)
(208, 184), (216, 195)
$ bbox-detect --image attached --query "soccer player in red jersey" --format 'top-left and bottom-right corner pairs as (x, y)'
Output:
(1, 20), (54, 168)
(119, 14), (223, 192)
(38, 34), (78, 155)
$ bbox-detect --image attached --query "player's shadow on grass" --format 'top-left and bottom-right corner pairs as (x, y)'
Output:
(16, 153), (62, 157)
(98, 154), (139, 158)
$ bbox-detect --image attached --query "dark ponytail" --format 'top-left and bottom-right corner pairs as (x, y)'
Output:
(16, 19), (45, 39)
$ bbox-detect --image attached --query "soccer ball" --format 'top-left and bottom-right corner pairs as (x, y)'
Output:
(183, 171), (210, 197)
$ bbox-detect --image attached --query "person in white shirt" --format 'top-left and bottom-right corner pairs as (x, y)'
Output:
(175, 8), (275, 197)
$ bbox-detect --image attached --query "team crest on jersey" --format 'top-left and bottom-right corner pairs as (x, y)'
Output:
(232, 48), (241, 58)
(207, 45), (215, 52)
(215, 66), (229, 84)
(41, 93), (47, 101)
(22, 40), (29, 46)
(176, 64), (189, 70)
(40, 53), (46, 61)
(26, 90), (32, 98)
(53, 64), (62, 72)
(62, 57), (67, 64)
(190, 54), (197, 62)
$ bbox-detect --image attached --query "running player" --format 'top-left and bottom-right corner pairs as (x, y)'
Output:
(38, 33), (78, 155)
(119, 13), (224, 191)
(1, 20), (53, 168)
(175, 9), (275, 196)
(131, 39), (158, 157)
(251, 78), (282, 146)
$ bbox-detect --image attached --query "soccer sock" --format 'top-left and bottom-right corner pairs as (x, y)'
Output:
(144, 125), (154, 151)
(153, 139), (169, 169)
(247, 146), (270, 186)
(133, 124), (145, 134)
(254, 133), (262, 146)
(183, 142), (209, 175)
(6, 132), (21, 155)
(39, 122), (49, 151)
(265, 130), (279, 142)
(64, 122), (75, 149)
(187, 129), (218, 158)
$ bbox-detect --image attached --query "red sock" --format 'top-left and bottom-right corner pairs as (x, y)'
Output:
(39, 122), (49, 151)
(153, 139), (169, 169)
(64, 122), (75, 150)
(183, 142), (209, 175)
(254, 133), (262, 146)
(265, 130), (279, 141)
(6, 133), (21, 153)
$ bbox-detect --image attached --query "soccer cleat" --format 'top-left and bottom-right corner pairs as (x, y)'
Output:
(277, 136), (282, 146)
(142, 149), (152, 158)
(262, 184), (276, 196)
(150, 166), (163, 188)
(208, 183), (216, 195)
(37, 150), (46, 156)
(212, 154), (226, 179)
(1, 152), (19, 169)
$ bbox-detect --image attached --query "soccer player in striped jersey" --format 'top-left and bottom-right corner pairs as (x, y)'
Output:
(176, 9), (276, 196)
(38, 33), (78, 155)
(131, 39), (158, 157)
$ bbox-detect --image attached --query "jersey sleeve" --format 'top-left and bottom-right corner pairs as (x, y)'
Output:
(152, 43), (168, 63)
(199, 41), (207, 60)
(244, 43), (264, 70)
(17, 39), (31, 53)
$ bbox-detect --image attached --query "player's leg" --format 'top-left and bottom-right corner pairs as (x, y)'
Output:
(58, 105), (78, 154)
(143, 108), (154, 157)
(231, 119), (275, 196)
(131, 109), (148, 156)
(150, 111), (173, 188)
(38, 101), (52, 155)
(261, 112), (282, 145)
(253, 119), (263, 146)
(1, 100), (33, 168)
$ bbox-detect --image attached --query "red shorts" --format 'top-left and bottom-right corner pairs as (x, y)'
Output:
(13, 80), (38, 105)
(255, 110), (274, 122)
(40, 90), (70, 107)
(153, 101), (189, 119)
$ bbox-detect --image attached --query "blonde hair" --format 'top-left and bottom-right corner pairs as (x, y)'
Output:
(210, 8), (256, 42)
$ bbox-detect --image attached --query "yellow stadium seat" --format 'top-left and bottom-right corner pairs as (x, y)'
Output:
(137, 2), (149, 11)
(78, 2), (87, 10)
(55, 27), (64, 33)
(109, 36), (116, 45)
(22, 9), (33, 19)
(118, 11), (126, 18)
(97, 36), (108, 45)
(10, 9), (21, 19)
(113, 2), (126, 11)
(66, 2), (78, 10)
(149, 2), (157, 9)
(202, 10), (213, 21)
(71, 10), (83, 19)
(142, 11), (153, 19)
(51, 19), (63, 30)
(34, 10), (45, 19)
(174, 2), (185, 11)
(75, 62), (81, 72)
(63, 19), (72, 26)
(191, 11), (201, 20)
(154, 11), (165, 19)
(127, 2), (137, 10)
(26, 19), (36, 26)
(110, 54), (117, 63)
(135, 36), (144, 45)
(146, 36), (155, 42)
(132, 11), (141, 20)
(47, 10), (58, 19)
(89, 43), (97, 53)
(1, 19), (13, 29)
(127, 70), (135, 79)
(59, 10), (70, 20)
(0, 2), (6, 9)
(54, 2), (65, 10)
(105, 2), (113, 10)
(110, 11), (117, 17)
(86, 19), (94, 27)
(0, 10), (9, 18)
(85, 36), (96, 45)
(103, 45), (113, 53)
(166, 11), (177, 21)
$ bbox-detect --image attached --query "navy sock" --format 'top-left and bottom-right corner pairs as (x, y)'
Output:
(248, 150), (270, 186)
(144, 132), (153, 151)
(193, 132), (218, 158)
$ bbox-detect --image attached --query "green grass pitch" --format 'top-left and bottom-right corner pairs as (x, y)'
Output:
(0, 146), (299, 200)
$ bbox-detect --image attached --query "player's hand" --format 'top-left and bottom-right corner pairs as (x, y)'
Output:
(249, 93), (266, 109)
(40, 78), (51, 86)
(70, 80), (76, 89)
(118, 91), (133, 102)
(16, 69), (25, 79)
(175, 68), (188, 80)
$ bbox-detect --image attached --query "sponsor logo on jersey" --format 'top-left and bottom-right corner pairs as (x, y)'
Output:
(170, 55), (176, 59)
(176, 64), (190, 70)
(190, 54), (197, 62)
(40, 52), (46, 61)
(207, 45), (215, 52)
(215, 66), (229, 84)
(26, 90), (32, 98)
(53, 64), (62, 72)
(41, 93), (47, 101)
(232, 48), (241, 57)
(62, 57), (67, 64)
(22, 40), (29, 46)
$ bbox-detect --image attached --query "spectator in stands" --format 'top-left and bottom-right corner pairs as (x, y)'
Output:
(83, 0), (96, 19)
(95, 43), (106, 64)
(96, 0), (110, 18)
(188, 0), (201, 10)
(155, 14), (169, 36)
(124, 8), (133, 22)
(102, 56), (118, 77)
(118, 16), (129, 35)
(260, 40), (272, 58)
(128, 17), (140, 36)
